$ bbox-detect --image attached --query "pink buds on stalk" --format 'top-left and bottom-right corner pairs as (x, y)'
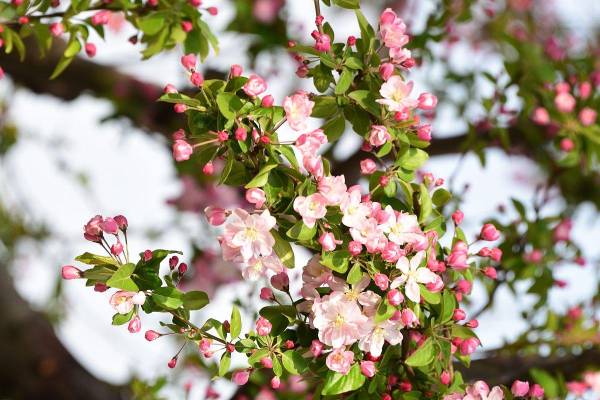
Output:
(480, 223), (500, 241)
(145, 330), (161, 341)
(181, 54), (197, 71)
(232, 370), (250, 385)
(511, 380), (530, 397)
(61, 265), (82, 280)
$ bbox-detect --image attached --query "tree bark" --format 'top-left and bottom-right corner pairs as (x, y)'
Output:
(0, 262), (127, 400)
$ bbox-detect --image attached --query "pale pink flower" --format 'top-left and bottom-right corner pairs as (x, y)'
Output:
(222, 209), (277, 261)
(417, 93), (438, 110)
(110, 291), (146, 314)
(377, 76), (417, 112)
(312, 292), (370, 348)
(554, 92), (576, 113)
(379, 8), (409, 50)
(318, 175), (347, 205)
(360, 158), (377, 175)
(296, 128), (328, 156)
(358, 318), (403, 357)
(303, 155), (324, 178)
(173, 139), (193, 162)
(246, 188), (266, 208)
(232, 370), (250, 385)
(448, 241), (469, 270)
(340, 188), (370, 228)
(319, 232), (339, 251)
(391, 251), (437, 303)
(532, 107), (550, 125)
(360, 361), (377, 377)
(349, 217), (384, 249)
(328, 275), (380, 310)
(579, 107), (597, 126)
(381, 206), (425, 246)
(242, 255), (283, 280)
(84, 215), (103, 241)
(253, 0), (283, 24)
(460, 381), (504, 400)
(301, 255), (334, 299)
(325, 347), (354, 375)
(243, 74), (267, 97)
(284, 91), (315, 131)
(369, 125), (391, 147)
(390, 47), (412, 64)
(293, 193), (328, 228)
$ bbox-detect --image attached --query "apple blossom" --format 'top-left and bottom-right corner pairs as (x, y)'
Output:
(293, 193), (328, 228)
(243, 74), (267, 97)
(377, 76), (417, 112)
(284, 91), (315, 131)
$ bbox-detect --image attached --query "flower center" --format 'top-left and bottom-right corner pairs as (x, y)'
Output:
(245, 227), (258, 240)
(335, 314), (345, 327)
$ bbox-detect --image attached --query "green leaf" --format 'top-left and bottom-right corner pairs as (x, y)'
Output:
(271, 230), (295, 268)
(438, 290), (457, 324)
(218, 352), (231, 376)
(321, 363), (366, 395)
(530, 368), (559, 397)
(418, 184), (432, 223)
(281, 350), (308, 374)
(405, 337), (436, 367)
(245, 163), (278, 188)
(345, 56), (364, 70)
(230, 305), (242, 338)
(182, 291), (209, 310)
(112, 309), (134, 326)
(333, 0), (360, 9)
(322, 113), (346, 141)
(216, 92), (243, 120)
(320, 250), (350, 273)
(312, 96), (338, 118)
(375, 300), (396, 323)
(348, 90), (380, 116)
(137, 13), (166, 35)
(151, 287), (184, 310)
(287, 220), (317, 241)
(346, 263), (363, 285)
(248, 348), (270, 366)
(398, 148), (429, 171)
(419, 286), (440, 304)
(106, 263), (139, 291)
(432, 188), (452, 208)
(335, 68), (356, 95)
(76, 252), (119, 267)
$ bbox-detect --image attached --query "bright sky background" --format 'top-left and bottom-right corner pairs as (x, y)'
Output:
(1, 0), (599, 399)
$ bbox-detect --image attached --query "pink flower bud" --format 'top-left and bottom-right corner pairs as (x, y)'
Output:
(532, 107), (550, 125)
(235, 127), (247, 141)
(387, 289), (403, 306)
(310, 339), (324, 357)
(204, 206), (226, 226)
(111, 241), (124, 256)
(401, 308), (417, 326)
(178, 262), (188, 275)
(360, 158), (377, 175)
(466, 319), (479, 328)
(181, 53), (197, 71)
(143, 250), (153, 262)
(50, 22), (64, 37)
(168, 357), (178, 369)
(480, 223), (500, 241)
(171, 139), (192, 162)
(61, 265), (82, 280)
(256, 316), (272, 336)
(399, 380), (412, 392)
(579, 81), (592, 99)
(374, 273), (389, 290)
(347, 35), (357, 46)
(554, 92), (576, 113)
(181, 20), (193, 32)
(360, 361), (376, 378)
(113, 215), (128, 230)
(207, 6), (218, 15)
(261, 95), (274, 108)
(417, 124), (432, 141)
(271, 376), (280, 389)
(448, 241), (469, 270)
(348, 241), (363, 256)
(490, 248), (502, 262)
(260, 356), (273, 369)
(417, 93), (438, 110)
(260, 287), (274, 301)
(94, 283), (107, 292)
(319, 232), (337, 251)
(230, 64), (243, 77)
(529, 384), (544, 398)
(128, 315), (141, 333)
(145, 330), (161, 341)
(270, 272), (289, 291)
(174, 103), (187, 113)
(202, 161), (214, 175)
(164, 84), (178, 94)
(452, 210), (464, 225)
(100, 217), (118, 235)
(455, 279), (472, 294)
(440, 371), (451, 385)
(85, 42), (97, 57)
(483, 266), (497, 279)
(459, 337), (479, 355)
(452, 308), (466, 321)
(190, 71), (204, 86)
(579, 107), (597, 126)
(245, 188), (266, 208)
(511, 380), (530, 397)
(232, 370), (250, 385)
(379, 63), (395, 80)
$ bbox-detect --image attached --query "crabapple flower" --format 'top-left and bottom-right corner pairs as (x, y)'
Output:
(173, 139), (193, 162)
(61, 265), (82, 280)
(318, 175), (347, 206)
(579, 107), (597, 126)
(554, 92), (576, 113)
(319, 232), (339, 251)
(377, 76), (417, 112)
(529, 384), (544, 398)
(256, 316), (272, 336)
(459, 337), (479, 355)
(452, 210), (464, 225)
(447, 241), (469, 270)
(109, 291), (146, 315)
(293, 193), (328, 228)
(326, 347), (354, 375)
(243, 74), (267, 97)
(128, 316), (141, 333)
(84, 215), (103, 242)
(204, 206), (227, 226)
(222, 209), (277, 261)
(369, 125), (391, 147)
(242, 255), (283, 280)
(532, 107), (550, 125)
(379, 8), (409, 50)
(360, 159), (377, 174)
(391, 251), (437, 303)
(358, 319), (403, 357)
(511, 380), (530, 397)
(232, 370), (250, 385)
(296, 129), (328, 156)
(381, 206), (425, 246)
(417, 93), (438, 110)
(360, 360), (377, 377)
(301, 255), (334, 298)
(312, 292), (370, 348)
(181, 53), (197, 70)
(480, 223), (500, 241)
(340, 188), (370, 228)
(284, 91), (314, 131)
(246, 188), (266, 208)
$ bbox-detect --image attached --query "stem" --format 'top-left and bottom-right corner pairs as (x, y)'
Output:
(313, 0), (324, 34)
(168, 311), (227, 344)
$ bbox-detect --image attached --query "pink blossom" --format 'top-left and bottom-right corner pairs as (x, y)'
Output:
(360, 360), (376, 377)
(417, 124), (432, 141)
(296, 128), (328, 156)
(490, 248), (502, 262)
(261, 95), (274, 107)
(204, 206), (227, 226)
(293, 193), (328, 228)
(270, 272), (289, 291)
(511, 380), (530, 397)
(348, 241), (363, 256)
(379, 8), (409, 50)
(349, 218), (385, 252)
(312, 292), (370, 347)
(232, 370), (250, 385)
(319, 232), (339, 251)
(109, 291), (146, 314)
(560, 138), (575, 152)
(369, 125), (391, 147)
(579, 107), (597, 126)
(374, 273), (389, 290)
(222, 209), (277, 261)
(554, 92), (576, 113)
(260, 287), (274, 301)
(381, 242), (402, 263)
(246, 188), (266, 208)
(173, 139), (193, 162)
(50, 22), (64, 36)
(448, 241), (469, 270)
(91, 10), (111, 25)
(61, 265), (82, 280)
(377, 76), (417, 112)
(100, 217), (118, 235)
(359, 319), (403, 357)
(253, 0), (284, 23)
(532, 107), (550, 125)
(243, 74), (267, 97)
(400, 308), (418, 327)
(190, 71), (204, 86)
(417, 93), (438, 110)
(584, 371), (600, 393)
(381, 206), (425, 246)
(284, 91), (314, 131)
(379, 63), (395, 80)
(230, 64), (243, 77)
(480, 223), (500, 241)
(340, 188), (370, 228)
(313, 31), (331, 52)
(256, 316), (272, 336)
(84, 215), (103, 242)
(459, 337), (479, 355)
(318, 175), (347, 205)
(270, 376), (280, 389)
(301, 256), (333, 298)
(452, 210), (464, 225)
(128, 315), (141, 333)
(529, 384), (545, 398)
(579, 81), (592, 99)
(242, 255), (283, 280)
(553, 218), (572, 242)
(145, 330), (161, 341)
(325, 347), (354, 375)
(391, 251), (436, 302)
(360, 159), (377, 175)
(180, 54), (197, 71)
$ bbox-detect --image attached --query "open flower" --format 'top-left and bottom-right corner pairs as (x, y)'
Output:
(284, 91), (314, 131)
(293, 193), (328, 228)
(312, 292), (370, 348)
(243, 74), (267, 97)
(381, 206), (425, 246)
(222, 209), (277, 261)
(325, 347), (354, 375)
(242, 255), (283, 280)
(358, 318), (403, 357)
(340, 187), (370, 228)
(391, 251), (437, 302)
(377, 76), (417, 112)
(109, 291), (146, 314)
(318, 175), (347, 206)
